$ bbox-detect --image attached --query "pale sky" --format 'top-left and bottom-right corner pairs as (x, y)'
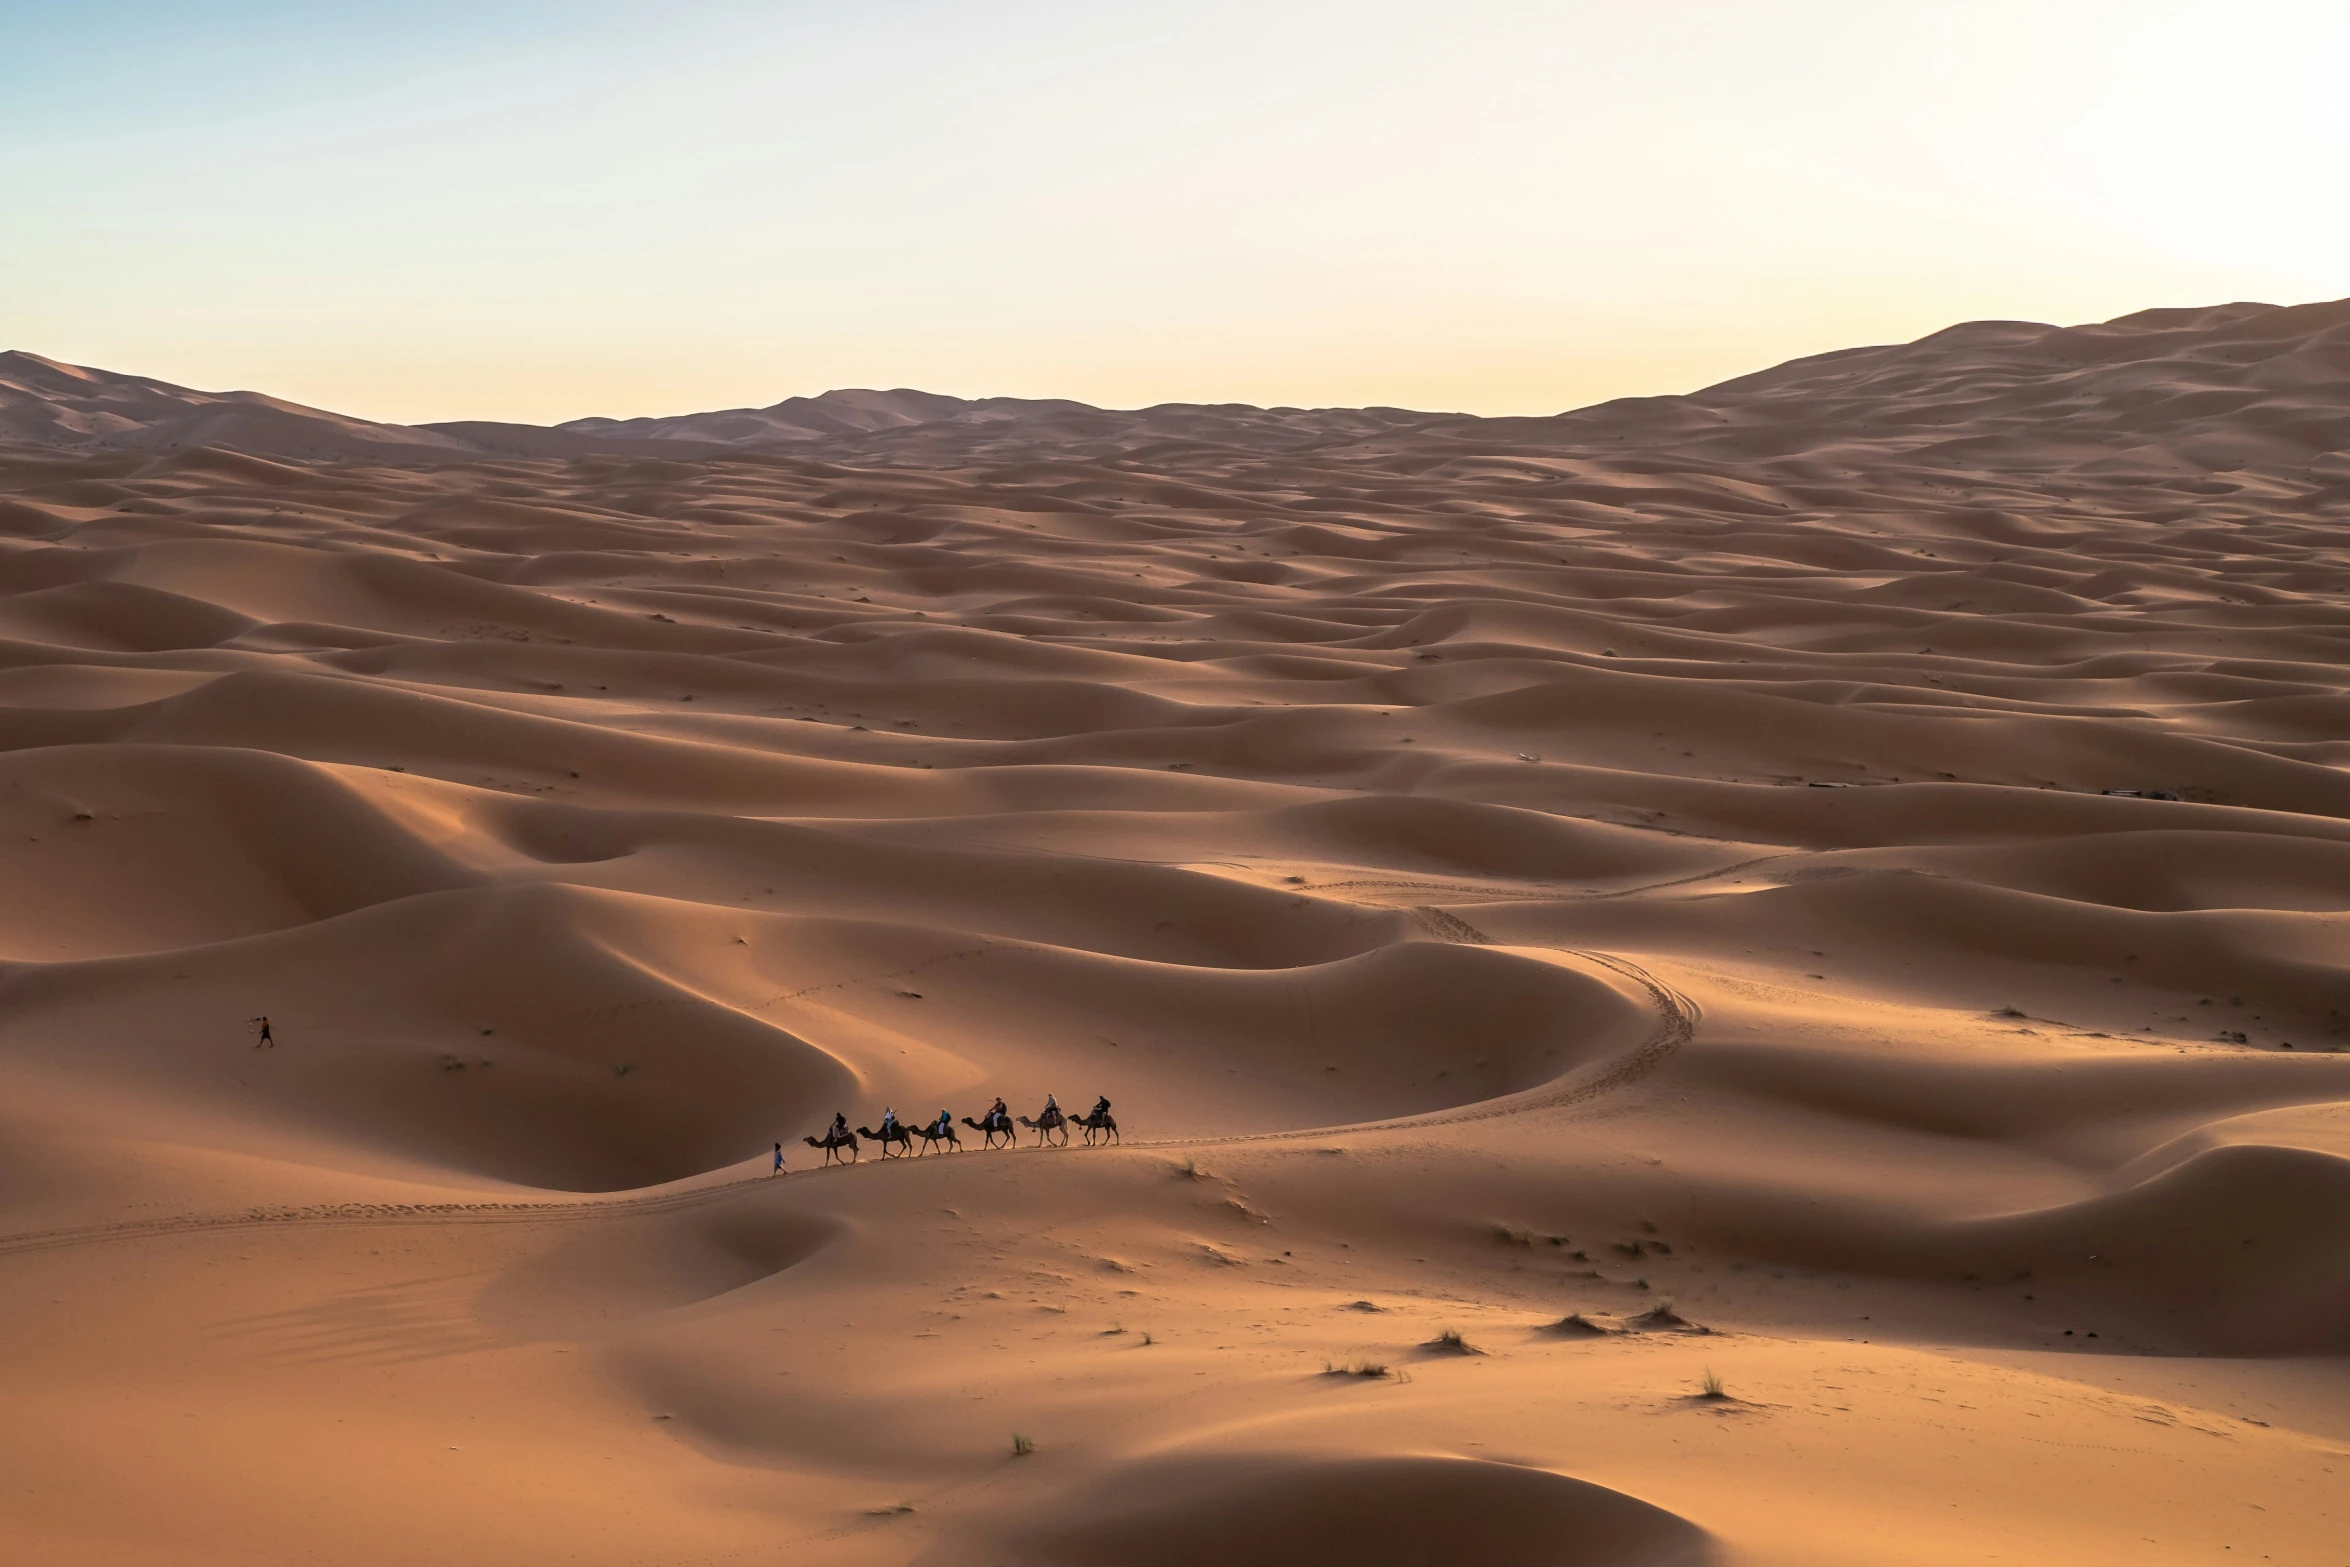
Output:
(4, 0), (2344, 423)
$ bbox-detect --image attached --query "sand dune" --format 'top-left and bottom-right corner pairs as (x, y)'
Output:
(2, 302), (2347, 1565)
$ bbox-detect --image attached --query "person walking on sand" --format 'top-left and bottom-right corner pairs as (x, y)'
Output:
(772, 1142), (786, 1176)
(254, 1015), (274, 1048)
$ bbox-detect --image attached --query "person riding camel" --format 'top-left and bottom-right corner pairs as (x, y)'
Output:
(1044, 1093), (1060, 1119)
(831, 1111), (850, 1139)
(881, 1106), (899, 1136)
(932, 1108), (952, 1137)
(1092, 1094), (1111, 1119)
(990, 1097), (1007, 1120)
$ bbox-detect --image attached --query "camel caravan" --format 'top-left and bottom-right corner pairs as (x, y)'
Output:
(796, 1093), (1117, 1167)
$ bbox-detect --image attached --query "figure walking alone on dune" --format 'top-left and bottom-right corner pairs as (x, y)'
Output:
(253, 1015), (274, 1048)
(772, 1141), (785, 1176)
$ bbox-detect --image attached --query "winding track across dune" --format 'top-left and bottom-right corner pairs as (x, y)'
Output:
(0, 934), (1696, 1258)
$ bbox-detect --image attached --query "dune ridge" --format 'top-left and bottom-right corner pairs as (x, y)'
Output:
(1, 302), (2347, 1566)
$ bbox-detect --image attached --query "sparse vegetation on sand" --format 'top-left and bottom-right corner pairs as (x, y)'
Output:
(1322, 1359), (1392, 1378)
(1630, 1301), (1710, 1334)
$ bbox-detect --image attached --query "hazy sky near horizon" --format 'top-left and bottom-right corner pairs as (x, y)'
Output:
(4, 0), (2344, 423)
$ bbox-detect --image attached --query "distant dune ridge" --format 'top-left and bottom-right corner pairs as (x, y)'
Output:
(1, 299), (2347, 1567)
(9, 294), (2349, 467)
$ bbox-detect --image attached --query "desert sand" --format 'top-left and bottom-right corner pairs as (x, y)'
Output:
(2, 300), (2349, 1566)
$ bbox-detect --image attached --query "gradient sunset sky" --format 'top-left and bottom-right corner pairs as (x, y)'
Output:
(5, 0), (2344, 424)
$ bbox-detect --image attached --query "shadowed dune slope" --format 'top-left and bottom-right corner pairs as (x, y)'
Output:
(956, 1455), (1716, 1567)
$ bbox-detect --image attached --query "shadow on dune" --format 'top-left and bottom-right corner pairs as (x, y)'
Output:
(475, 1205), (838, 1340)
(0, 870), (1658, 1190)
(1679, 1044), (2350, 1353)
(931, 1454), (1714, 1567)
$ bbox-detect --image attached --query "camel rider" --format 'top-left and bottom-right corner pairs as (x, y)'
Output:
(1092, 1094), (1111, 1119)
(830, 1111), (850, 1140)
(1044, 1093), (1060, 1120)
(881, 1107), (899, 1136)
(990, 1097), (1008, 1124)
(933, 1109), (952, 1137)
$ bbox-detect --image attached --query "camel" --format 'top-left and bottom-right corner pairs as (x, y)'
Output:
(1073, 1106), (1119, 1146)
(803, 1127), (859, 1165)
(1017, 1106), (1069, 1147)
(910, 1120), (961, 1155)
(858, 1122), (915, 1157)
(961, 1110), (1015, 1149)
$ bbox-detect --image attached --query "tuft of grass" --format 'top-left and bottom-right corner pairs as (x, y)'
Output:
(1322, 1360), (1391, 1378)
(1103, 1323), (1125, 1335)
(1995, 1005), (2027, 1019)
(1175, 1157), (1207, 1180)
(1139, 1332), (1154, 1346)
(1632, 1300), (1708, 1334)
(1493, 1222), (1536, 1246)
(1011, 1433), (1035, 1457)
(1550, 1312), (1610, 1336)
(1699, 1368), (1727, 1400)
(1634, 1276), (1651, 1291)
(1426, 1327), (1486, 1355)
